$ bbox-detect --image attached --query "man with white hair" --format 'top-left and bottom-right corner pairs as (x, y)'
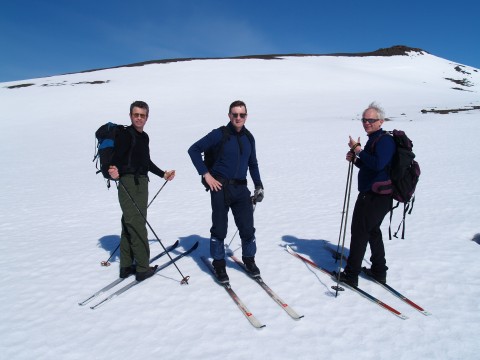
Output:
(336, 102), (395, 287)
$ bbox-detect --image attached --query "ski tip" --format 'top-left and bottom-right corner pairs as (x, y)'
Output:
(285, 245), (299, 256)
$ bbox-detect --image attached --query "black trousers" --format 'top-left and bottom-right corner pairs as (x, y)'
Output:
(345, 192), (392, 276)
(210, 184), (256, 260)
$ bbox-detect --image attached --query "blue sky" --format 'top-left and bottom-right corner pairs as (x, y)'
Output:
(1, 0), (478, 82)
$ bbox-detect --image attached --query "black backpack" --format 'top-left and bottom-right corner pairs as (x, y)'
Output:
(388, 130), (420, 204)
(93, 122), (134, 188)
(374, 130), (421, 239)
(201, 126), (253, 191)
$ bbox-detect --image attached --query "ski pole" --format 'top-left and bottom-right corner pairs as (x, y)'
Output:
(332, 157), (354, 297)
(101, 180), (169, 266)
(148, 179), (168, 208)
(116, 178), (190, 284)
(334, 154), (355, 258)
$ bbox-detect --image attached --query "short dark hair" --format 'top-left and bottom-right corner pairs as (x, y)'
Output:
(229, 100), (247, 114)
(130, 101), (149, 116)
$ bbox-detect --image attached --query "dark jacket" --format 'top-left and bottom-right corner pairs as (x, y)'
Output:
(112, 126), (164, 178)
(355, 129), (395, 193)
(188, 122), (263, 188)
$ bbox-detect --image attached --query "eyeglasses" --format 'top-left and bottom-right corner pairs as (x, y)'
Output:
(132, 113), (147, 119)
(230, 113), (247, 119)
(361, 118), (379, 124)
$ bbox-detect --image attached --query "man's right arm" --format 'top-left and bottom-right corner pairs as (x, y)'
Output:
(188, 129), (224, 191)
(188, 129), (221, 176)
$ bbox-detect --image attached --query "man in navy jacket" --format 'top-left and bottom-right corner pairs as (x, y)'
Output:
(188, 100), (264, 283)
(336, 102), (395, 287)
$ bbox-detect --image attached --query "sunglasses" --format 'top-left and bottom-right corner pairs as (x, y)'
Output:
(231, 113), (247, 119)
(132, 113), (147, 119)
(361, 118), (379, 124)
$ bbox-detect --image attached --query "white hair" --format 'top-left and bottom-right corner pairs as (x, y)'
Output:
(364, 102), (385, 120)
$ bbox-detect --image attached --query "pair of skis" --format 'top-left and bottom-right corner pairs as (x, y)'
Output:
(323, 243), (431, 316)
(201, 255), (304, 329)
(286, 245), (431, 319)
(78, 241), (198, 309)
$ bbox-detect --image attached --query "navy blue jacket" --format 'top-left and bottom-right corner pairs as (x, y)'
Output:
(355, 129), (395, 193)
(188, 123), (263, 188)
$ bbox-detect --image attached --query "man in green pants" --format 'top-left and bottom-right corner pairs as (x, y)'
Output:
(108, 101), (175, 281)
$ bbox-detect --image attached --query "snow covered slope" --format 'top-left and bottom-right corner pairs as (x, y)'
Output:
(1, 48), (479, 360)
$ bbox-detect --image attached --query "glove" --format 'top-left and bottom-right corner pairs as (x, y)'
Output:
(253, 186), (264, 203)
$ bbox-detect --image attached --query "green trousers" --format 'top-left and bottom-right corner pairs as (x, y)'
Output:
(118, 175), (150, 272)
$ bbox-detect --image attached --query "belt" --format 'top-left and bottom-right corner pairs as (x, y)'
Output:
(214, 176), (247, 186)
(227, 179), (247, 186)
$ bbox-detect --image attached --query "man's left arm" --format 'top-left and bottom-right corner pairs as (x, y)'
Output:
(248, 136), (264, 202)
(149, 160), (176, 181)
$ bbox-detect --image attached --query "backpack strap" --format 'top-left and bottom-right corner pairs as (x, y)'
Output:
(216, 126), (231, 160)
(209, 125), (231, 170)
(244, 128), (254, 151)
(393, 202), (408, 239)
(370, 130), (389, 153)
(119, 127), (137, 177)
(388, 202), (399, 240)
(126, 127), (139, 183)
(389, 194), (416, 240)
(217, 126), (254, 158)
